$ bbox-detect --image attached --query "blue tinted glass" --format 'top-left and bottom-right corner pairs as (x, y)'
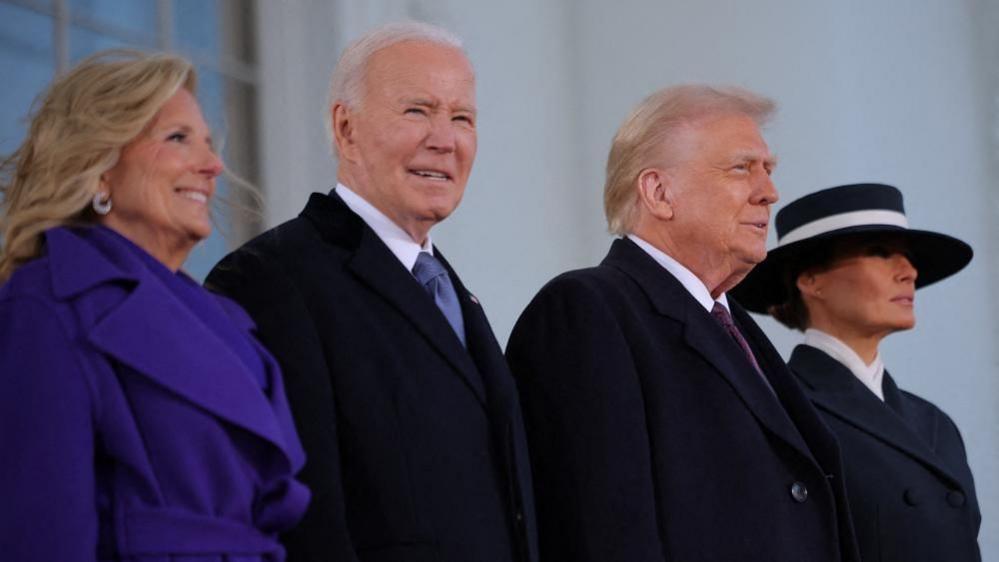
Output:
(69, 26), (134, 63)
(195, 66), (224, 133)
(183, 198), (228, 282)
(0, 4), (54, 156)
(69, 0), (157, 36)
(180, 67), (231, 282)
(174, 0), (219, 57)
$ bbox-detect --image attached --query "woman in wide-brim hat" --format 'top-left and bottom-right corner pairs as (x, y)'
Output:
(732, 182), (981, 562)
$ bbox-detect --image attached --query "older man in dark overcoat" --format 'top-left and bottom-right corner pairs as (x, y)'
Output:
(207, 22), (537, 562)
(506, 85), (862, 562)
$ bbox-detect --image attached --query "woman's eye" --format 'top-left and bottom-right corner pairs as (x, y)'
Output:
(167, 132), (187, 142)
(866, 245), (893, 258)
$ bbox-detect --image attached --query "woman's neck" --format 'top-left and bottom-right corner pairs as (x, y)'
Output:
(806, 322), (885, 364)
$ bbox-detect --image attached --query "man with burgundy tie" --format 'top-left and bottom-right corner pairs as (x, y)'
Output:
(506, 85), (861, 562)
(206, 22), (537, 562)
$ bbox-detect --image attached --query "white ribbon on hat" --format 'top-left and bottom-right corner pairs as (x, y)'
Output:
(778, 209), (908, 247)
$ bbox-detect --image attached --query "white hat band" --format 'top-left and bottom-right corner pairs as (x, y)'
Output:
(778, 209), (909, 247)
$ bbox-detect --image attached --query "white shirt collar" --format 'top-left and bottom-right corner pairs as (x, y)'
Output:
(627, 234), (729, 313)
(803, 328), (885, 401)
(335, 182), (432, 272)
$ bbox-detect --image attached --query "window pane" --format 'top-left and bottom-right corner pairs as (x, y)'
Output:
(69, 0), (157, 37)
(174, 0), (219, 58)
(174, 0), (254, 64)
(181, 67), (260, 281)
(69, 25), (134, 62)
(0, 3), (53, 156)
(183, 201), (228, 281)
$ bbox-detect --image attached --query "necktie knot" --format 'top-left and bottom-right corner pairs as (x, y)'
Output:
(413, 251), (448, 286)
(710, 301), (775, 395)
(711, 302), (736, 330)
(412, 251), (466, 346)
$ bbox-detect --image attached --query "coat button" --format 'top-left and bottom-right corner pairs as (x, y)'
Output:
(903, 488), (922, 506)
(790, 482), (808, 503)
(515, 511), (524, 522)
(947, 490), (966, 507)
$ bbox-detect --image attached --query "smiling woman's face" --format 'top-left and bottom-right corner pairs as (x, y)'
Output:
(801, 238), (918, 339)
(100, 87), (223, 270)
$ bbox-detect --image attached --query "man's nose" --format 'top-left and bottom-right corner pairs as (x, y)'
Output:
(425, 115), (457, 153)
(752, 170), (779, 205)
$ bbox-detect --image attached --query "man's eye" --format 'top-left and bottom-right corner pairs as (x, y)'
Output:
(453, 115), (474, 125)
(405, 108), (428, 116)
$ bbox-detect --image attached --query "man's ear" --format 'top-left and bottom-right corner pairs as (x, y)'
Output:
(636, 168), (674, 221)
(332, 102), (358, 162)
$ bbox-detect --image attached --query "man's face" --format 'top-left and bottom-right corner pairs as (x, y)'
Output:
(663, 114), (778, 283)
(336, 40), (477, 243)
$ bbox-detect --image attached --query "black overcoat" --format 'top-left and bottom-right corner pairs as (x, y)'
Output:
(206, 192), (538, 562)
(790, 345), (981, 562)
(506, 238), (861, 562)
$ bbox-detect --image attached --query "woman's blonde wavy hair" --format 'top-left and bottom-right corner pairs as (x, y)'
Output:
(0, 49), (196, 281)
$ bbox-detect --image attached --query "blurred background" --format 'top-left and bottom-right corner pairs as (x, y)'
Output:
(2, 0), (996, 556)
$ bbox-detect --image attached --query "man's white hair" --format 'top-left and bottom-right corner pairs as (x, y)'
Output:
(325, 21), (467, 158)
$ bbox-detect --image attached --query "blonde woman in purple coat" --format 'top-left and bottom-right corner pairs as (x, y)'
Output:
(0, 51), (308, 562)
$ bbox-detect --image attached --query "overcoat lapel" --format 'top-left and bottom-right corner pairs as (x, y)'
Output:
(442, 251), (516, 419)
(790, 345), (965, 489)
(302, 193), (487, 407)
(604, 238), (817, 463)
(445, 254), (539, 562)
(47, 227), (298, 466)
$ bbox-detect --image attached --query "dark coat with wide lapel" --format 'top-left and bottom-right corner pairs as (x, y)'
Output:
(506, 237), (861, 562)
(790, 345), (982, 561)
(0, 226), (308, 562)
(206, 191), (538, 562)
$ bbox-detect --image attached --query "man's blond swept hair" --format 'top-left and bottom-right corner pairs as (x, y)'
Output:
(603, 84), (776, 235)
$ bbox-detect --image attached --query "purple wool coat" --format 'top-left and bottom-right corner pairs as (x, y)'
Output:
(0, 226), (309, 562)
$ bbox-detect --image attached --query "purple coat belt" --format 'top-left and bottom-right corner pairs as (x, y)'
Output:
(0, 227), (309, 562)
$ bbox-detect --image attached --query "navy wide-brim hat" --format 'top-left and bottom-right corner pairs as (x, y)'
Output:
(731, 183), (973, 314)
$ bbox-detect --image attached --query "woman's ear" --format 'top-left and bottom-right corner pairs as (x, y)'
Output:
(636, 168), (674, 221)
(98, 170), (114, 196)
(797, 269), (823, 300)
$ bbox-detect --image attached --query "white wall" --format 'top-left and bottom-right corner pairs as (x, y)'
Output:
(257, 1), (998, 557)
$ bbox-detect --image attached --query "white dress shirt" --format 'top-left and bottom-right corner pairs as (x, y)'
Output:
(627, 234), (730, 313)
(336, 183), (432, 272)
(803, 328), (885, 401)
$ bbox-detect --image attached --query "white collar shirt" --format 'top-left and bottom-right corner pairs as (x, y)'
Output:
(626, 234), (731, 314)
(335, 182), (432, 272)
(803, 328), (885, 401)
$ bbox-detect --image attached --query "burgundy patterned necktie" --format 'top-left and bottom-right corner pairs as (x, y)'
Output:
(710, 302), (775, 395)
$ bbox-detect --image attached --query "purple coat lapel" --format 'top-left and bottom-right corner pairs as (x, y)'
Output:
(45, 227), (304, 471)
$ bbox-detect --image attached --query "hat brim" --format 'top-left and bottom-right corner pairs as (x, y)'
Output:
(730, 225), (973, 314)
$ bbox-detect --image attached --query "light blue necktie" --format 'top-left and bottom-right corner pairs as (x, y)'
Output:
(412, 251), (466, 346)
